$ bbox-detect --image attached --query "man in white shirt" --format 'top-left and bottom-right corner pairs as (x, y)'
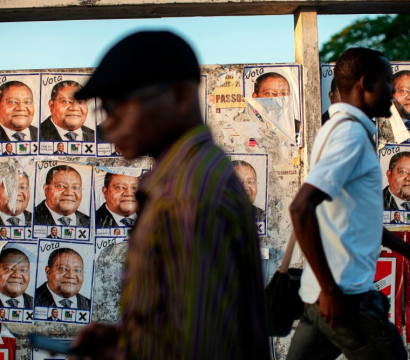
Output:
(0, 81), (38, 142)
(35, 247), (90, 310)
(40, 80), (94, 142)
(288, 48), (410, 360)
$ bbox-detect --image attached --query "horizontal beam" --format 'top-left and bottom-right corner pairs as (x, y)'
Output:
(1, 0), (410, 22)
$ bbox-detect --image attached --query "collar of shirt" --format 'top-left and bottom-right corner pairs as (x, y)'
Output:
(51, 117), (83, 141)
(329, 103), (376, 137)
(105, 204), (137, 226)
(389, 188), (408, 211)
(45, 202), (77, 226)
(46, 283), (78, 308)
(0, 124), (31, 141)
(0, 210), (24, 226)
(0, 293), (25, 308)
(140, 125), (212, 194)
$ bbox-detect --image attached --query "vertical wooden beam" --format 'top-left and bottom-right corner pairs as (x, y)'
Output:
(294, 7), (321, 177)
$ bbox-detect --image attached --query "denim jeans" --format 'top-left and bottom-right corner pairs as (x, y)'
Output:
(286, 290), (407, 360)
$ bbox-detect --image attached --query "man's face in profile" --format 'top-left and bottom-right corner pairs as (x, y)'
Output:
(394, 212), (401, 221)
(0, 252), (30, 298)
(387, 156), (410, 200)
(0, 229), (6, 238)
(252, 76), (291, 98)
(5, 144), (12, 153)
(0, 85), (34, 131)
(0, 175), (30, 216)
(393, 75), (410, 118)
(57, 143), (64, 152)
(44, 170), (83, 216)
(46, 252), (84, 298)
(51, 309), (58, 318)
(234, 165), (258, 204)
(49, 86), (88, 131)
(103, 174), (139, 217)
(51, 227), (58, 237)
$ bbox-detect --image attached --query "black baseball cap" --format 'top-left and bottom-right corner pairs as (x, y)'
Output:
(76, 31), (200, 100)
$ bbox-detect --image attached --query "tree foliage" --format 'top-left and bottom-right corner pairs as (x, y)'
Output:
(319, 15), (410, 62)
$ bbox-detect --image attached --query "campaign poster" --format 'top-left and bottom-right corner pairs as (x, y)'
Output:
(0, 158), (35, 240)
(33, 161), (92, 240)
(228, 153), (268, 236)
(34, 240), (94, 324)
(0, 73), (40, 156)
(32, 339), (71, 360)
(39, 73), (96, 156)
(379, 144), (410, 225)
(385, 63), (410, 144)
(320, 64), (338, 126)
(0, 242), (37, 324)
(95, 99), (123, 158)
(242, 65), (302, 146)
(374, 257), (397, 324)
(94, 167), (145, 236)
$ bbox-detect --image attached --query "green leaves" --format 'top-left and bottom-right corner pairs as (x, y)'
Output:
(320, 15), (410, 62)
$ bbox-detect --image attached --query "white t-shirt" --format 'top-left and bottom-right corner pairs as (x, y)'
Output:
(300, 103), (383, 304)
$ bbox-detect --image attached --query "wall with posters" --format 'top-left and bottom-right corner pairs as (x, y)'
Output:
(0, 64), (303, 359)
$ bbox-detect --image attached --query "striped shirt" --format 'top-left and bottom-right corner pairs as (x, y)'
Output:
(118, 125), (270, 360)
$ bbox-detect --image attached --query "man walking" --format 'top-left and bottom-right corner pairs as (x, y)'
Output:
(288, 48), (410, 359)
(71, 31), (270, 360)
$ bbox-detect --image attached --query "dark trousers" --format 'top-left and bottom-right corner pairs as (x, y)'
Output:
(287, 290), (407, 360)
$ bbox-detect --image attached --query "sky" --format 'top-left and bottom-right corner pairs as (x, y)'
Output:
(0, 14), (379, 70)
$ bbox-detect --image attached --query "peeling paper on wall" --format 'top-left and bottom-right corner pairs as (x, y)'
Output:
(388, 103), (410, 144)
(273, 165), (298, 188)
(245, 97), (296, 146)
(0, 159), (24, 215)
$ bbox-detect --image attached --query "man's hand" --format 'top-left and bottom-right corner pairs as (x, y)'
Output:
(318, 287), (344, 329)
(70, 322), (119, 360)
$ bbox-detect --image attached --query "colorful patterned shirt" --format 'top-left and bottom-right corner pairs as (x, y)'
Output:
(118, 125), (270, 360)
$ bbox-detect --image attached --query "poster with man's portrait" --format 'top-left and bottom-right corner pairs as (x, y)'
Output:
(39, 73), (96, 156)
(0, 74), (40, 156)
(199, 74), (208, 124)
(0, 241), (37, 323)
(94, 167), (146, 236)
(242, 65), (302, 146)
(33, 239), (94, 324)
(228, 153), (268, 235)
(320, 64), (341, 126)
(33, 161), (93, 240)
(0, 158), (35, 240)
(379, 143), (410, 225)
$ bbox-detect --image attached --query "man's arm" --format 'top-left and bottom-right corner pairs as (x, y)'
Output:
(289, 183), (343, 328)
(382, 227), (410, 259)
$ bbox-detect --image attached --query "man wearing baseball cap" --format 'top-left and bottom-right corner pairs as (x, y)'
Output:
(72, 31), (270, 360)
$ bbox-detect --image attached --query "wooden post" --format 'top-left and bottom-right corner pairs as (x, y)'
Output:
(294, 7), (321, 177)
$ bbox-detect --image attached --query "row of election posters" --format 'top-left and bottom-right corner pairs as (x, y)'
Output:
(0, 237), (128, 327)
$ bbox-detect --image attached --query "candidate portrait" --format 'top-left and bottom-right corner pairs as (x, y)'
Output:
(54, 142), (67, 155)
(0, 171), (32, 227)
(34, 165), (90, 227)
(96, 173), (139, 228)
(0, 81), (38, 142)
(41, 80), (94, 142)
(47, 308), (60, 321)
(0, 309), (6, 320)
(251, 72), (300, 134)
(35, 247), (90, 310)
(232, 160), (266, 223)
(384, 151), (410, 211)
(0, 248), (33, 308)
(392, 70), (410, 122)
(2, 143), (15, 156)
